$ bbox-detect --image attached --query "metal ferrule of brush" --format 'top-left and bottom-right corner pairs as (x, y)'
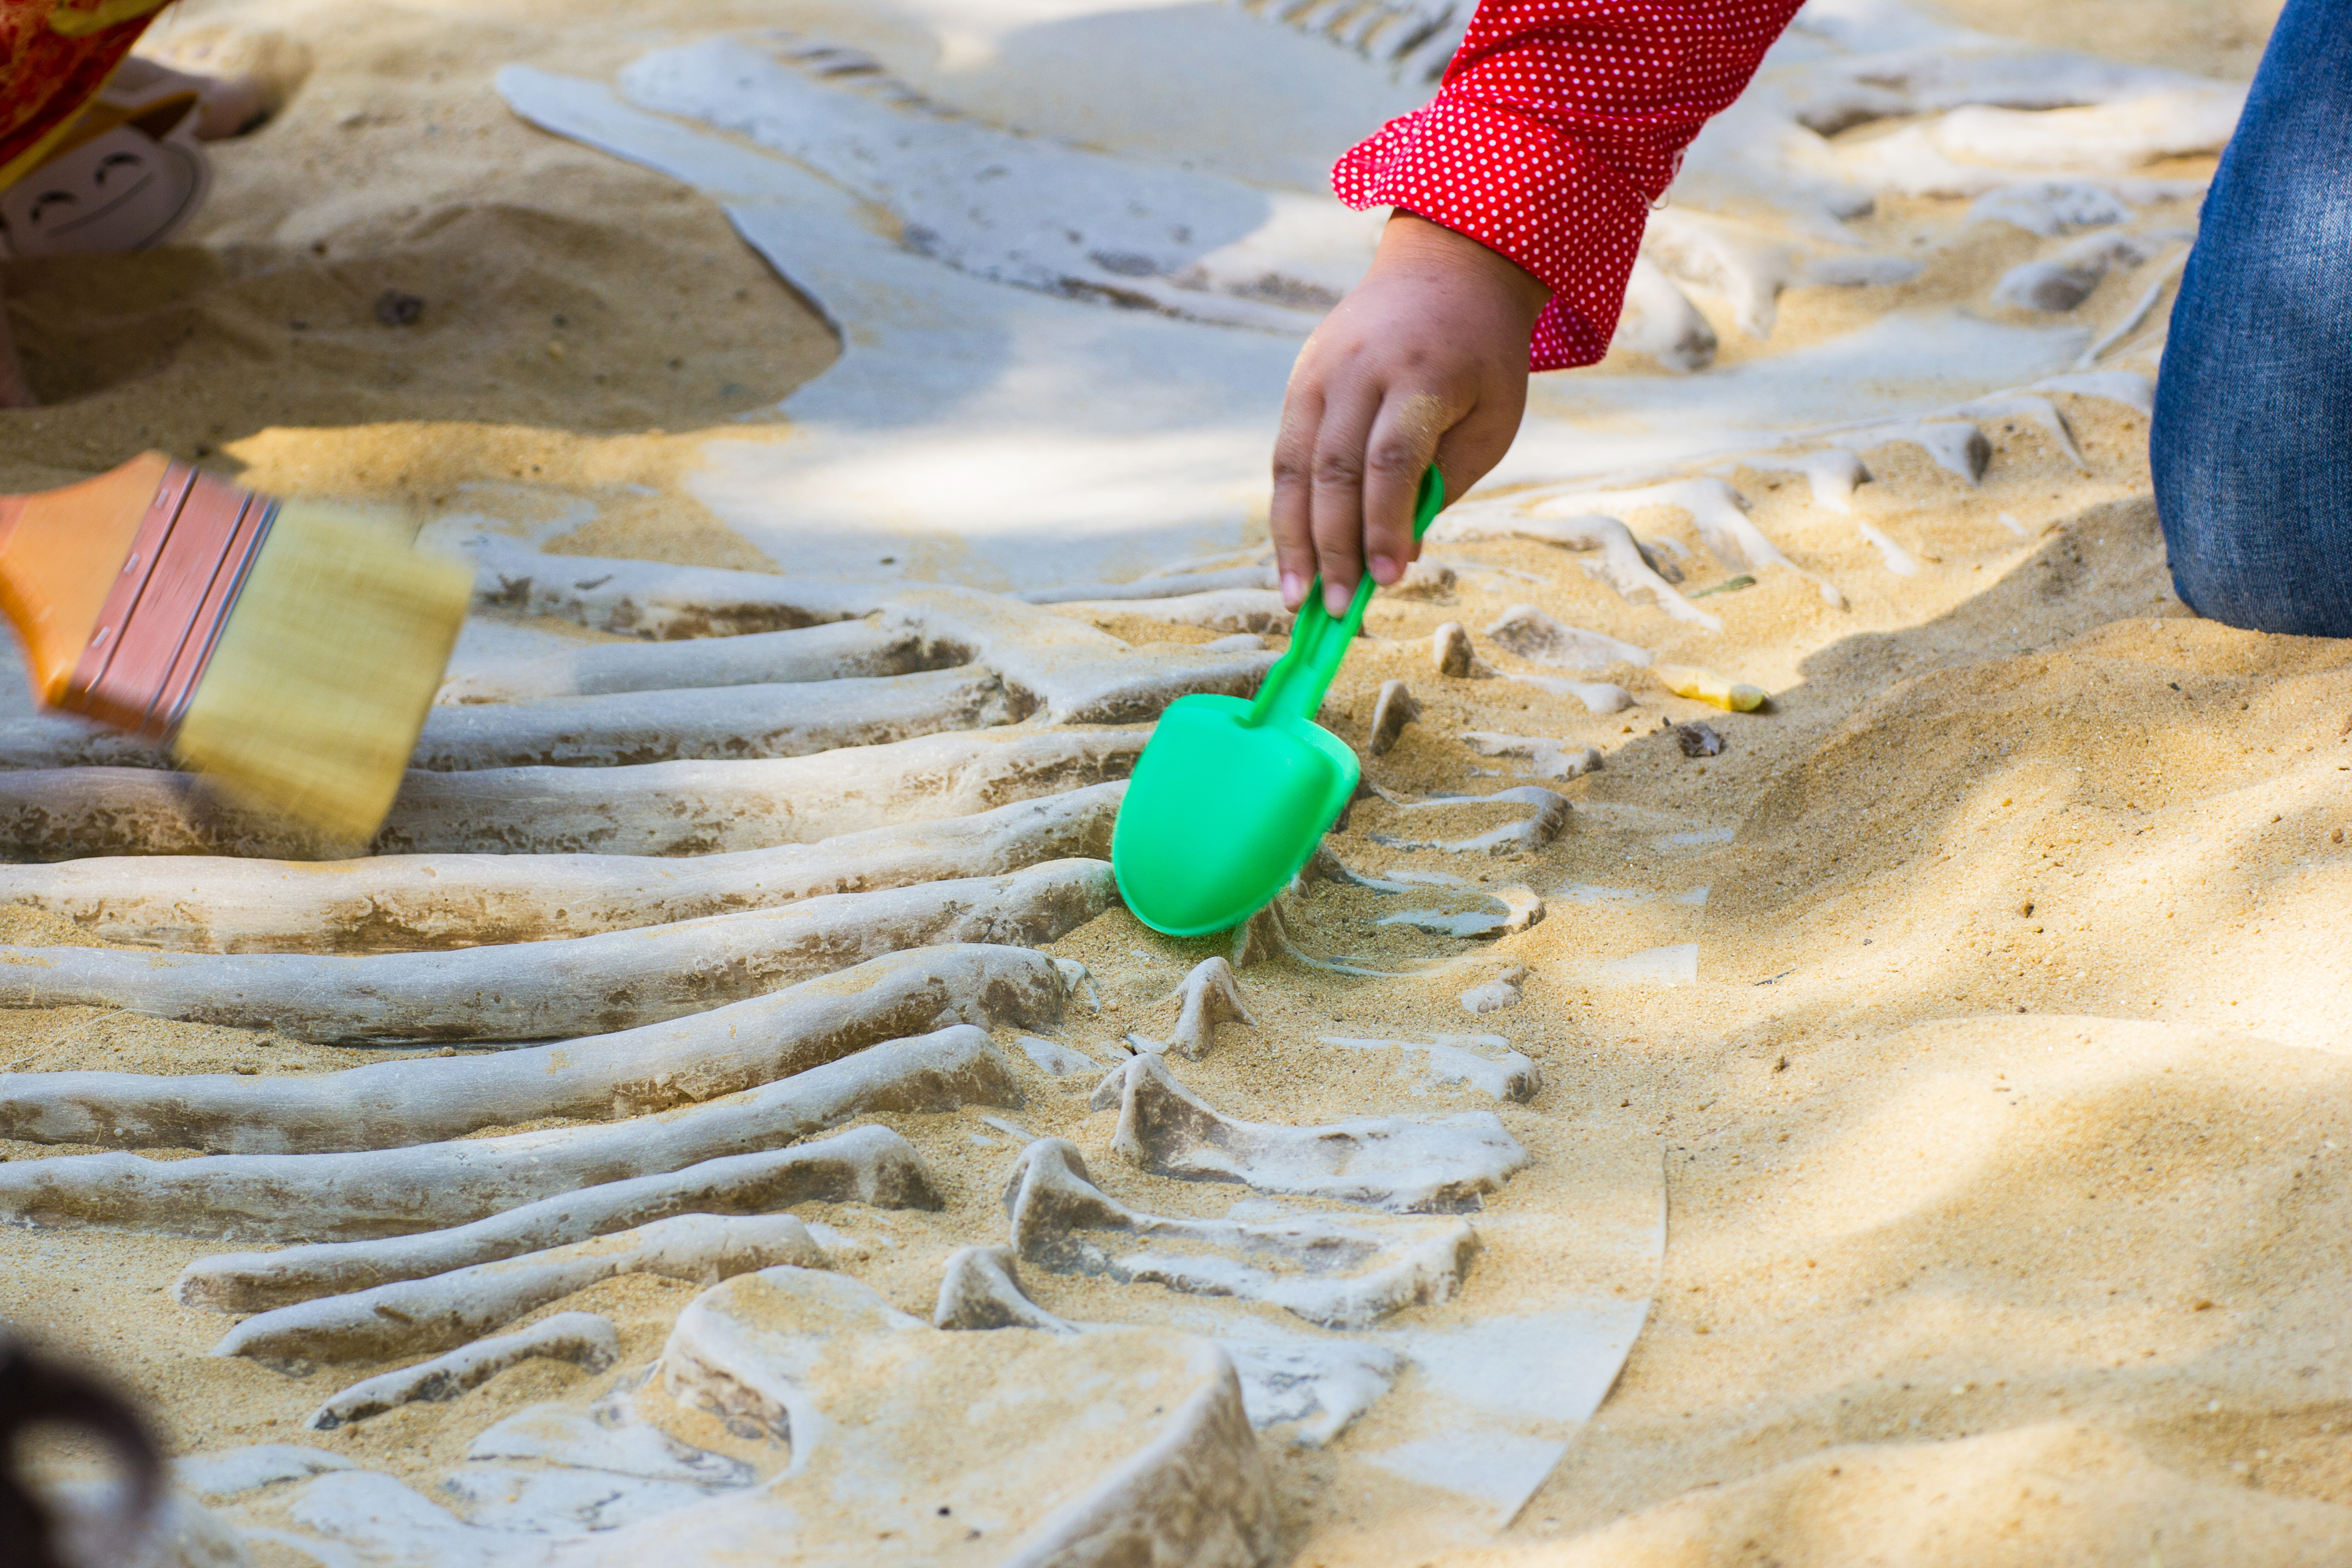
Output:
(64, 462), (280, 743)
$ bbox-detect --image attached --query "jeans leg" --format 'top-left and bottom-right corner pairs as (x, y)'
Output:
(2151, 0), (2352, 637)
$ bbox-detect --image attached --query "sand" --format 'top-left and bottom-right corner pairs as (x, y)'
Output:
(10, 0), (2351, 1563)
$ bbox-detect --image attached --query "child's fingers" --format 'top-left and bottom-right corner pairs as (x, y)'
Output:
(1270, 367), (1327, 611)
(1308, 384), (1385, 616)
(1361, 391), (1447, 587)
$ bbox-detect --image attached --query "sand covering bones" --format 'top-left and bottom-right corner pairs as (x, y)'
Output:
(6, 0), (2352, 1564)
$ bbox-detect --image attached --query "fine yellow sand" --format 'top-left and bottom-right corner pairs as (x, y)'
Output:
(8, 0), (2346, 1565)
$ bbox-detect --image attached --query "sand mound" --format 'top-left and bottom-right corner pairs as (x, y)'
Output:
(1720, 587), (2352, 1043)
(1526, 1423), (2352, 1566)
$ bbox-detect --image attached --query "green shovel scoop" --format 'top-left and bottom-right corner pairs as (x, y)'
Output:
(1112, 465), (1446, 936)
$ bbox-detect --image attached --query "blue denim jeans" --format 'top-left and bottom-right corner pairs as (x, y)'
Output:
(2151, 0), (2352, 636)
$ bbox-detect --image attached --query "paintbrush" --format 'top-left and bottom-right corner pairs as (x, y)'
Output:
(0, 451), (471, 843)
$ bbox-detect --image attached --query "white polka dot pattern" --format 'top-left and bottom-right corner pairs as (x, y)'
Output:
(1332, 0), (1805, 370)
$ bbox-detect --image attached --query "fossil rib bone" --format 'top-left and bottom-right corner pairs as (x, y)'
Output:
(0, 863), (1110, 1044)
(1830, 419), (1993, 485)
(1323, 1033), (1543, 1103)
(1018, 563), (1276, 605)
(1226, 0), (1469, 83)
(1, 945), (1072, 1152)
(0, 728), (1148, 862)
(469, 541), (869, 637)
(1364, 785), (1573, 856)
(215, 1212), (827, 1366)
(0, 1025), (1020, 1240)
(1736, 448), (1872, 513)
(1526, 480), (1844, 610)
(1100, 1054), (1528, 1213)
(0, 715), (165, 771)
(1374, 883), (1546, 939)
(176, 1124), (936, 1311)
(933, 1244), (1077, 1332)
(1430, 622), (1485, 678)
(408, 668), (1023, 770)
(303, 1313), (620, 1430)
(1430, 511), (1722, 629)
(0, 669), (1026, 773)
(1461, 732), (1603, 781)
(468, 542), (1277, 725)
(0, 785), (1123, 953)
(439, 616), (943, 703)
(1047, 588), (1294, 635)
(1367, 680), (1419, 757)
(1165, 957), (1255, 1059)
(1004, 1137), (1478, 1329)
(1483, 606), (1652, 670)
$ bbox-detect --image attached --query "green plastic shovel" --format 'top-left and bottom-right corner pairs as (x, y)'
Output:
(1113, 466), (1446, 936)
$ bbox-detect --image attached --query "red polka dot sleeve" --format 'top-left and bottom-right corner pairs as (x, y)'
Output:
(1333, 0), (1805, 371)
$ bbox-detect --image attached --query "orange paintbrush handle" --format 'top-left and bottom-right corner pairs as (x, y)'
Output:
(0, 453), (162, 707)
(0, 452), (276, 737)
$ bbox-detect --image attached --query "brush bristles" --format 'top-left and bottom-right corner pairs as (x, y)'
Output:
(170, 505), (471, 845)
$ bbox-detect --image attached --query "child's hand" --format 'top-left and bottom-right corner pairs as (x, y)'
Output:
(1271, 210), (1550, 614)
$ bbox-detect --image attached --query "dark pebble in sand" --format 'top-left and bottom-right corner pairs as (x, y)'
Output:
(1675, 722), (1725, 758)
(375, 290), (425, 326)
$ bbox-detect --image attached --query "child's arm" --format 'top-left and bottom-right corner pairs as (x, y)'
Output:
(1272, 0), (1808, 614)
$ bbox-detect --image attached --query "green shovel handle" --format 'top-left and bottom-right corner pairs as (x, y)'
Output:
(1247, 465), (1446, 728)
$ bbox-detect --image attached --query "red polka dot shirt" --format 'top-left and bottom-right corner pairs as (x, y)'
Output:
(1334, 0), (1805, 371)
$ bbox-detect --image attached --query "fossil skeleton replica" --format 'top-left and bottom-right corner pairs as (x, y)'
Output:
(0, 0), (2225, 1561)
(0, 542), (1662, 1564)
